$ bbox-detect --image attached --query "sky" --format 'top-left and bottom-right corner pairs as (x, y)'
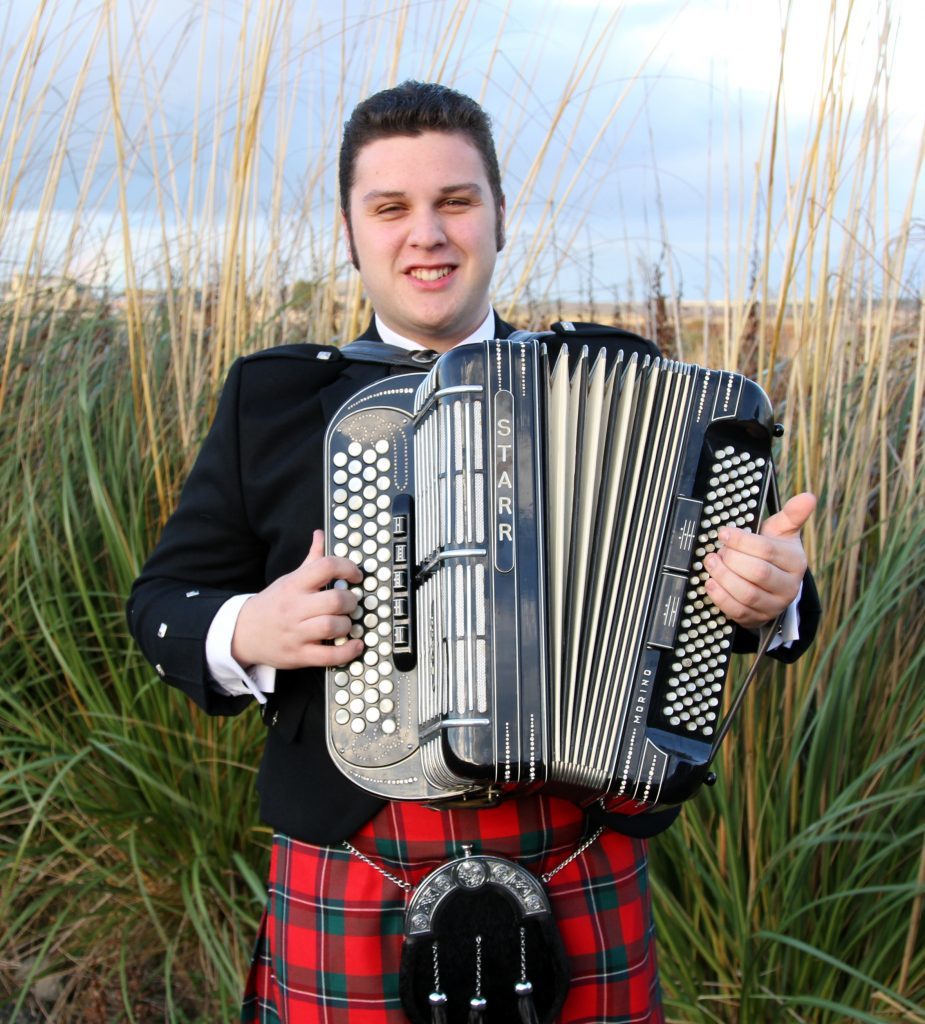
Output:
(1, 0), (921, 302)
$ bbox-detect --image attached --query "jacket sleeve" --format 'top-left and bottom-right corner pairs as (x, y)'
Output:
(126, 358), (265, 716)
(732, 568), (821, 663)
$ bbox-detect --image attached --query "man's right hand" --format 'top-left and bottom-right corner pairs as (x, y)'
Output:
(231, 530), (364, 669)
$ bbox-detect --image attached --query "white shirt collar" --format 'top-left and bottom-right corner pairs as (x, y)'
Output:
(374, 308), (496, 352)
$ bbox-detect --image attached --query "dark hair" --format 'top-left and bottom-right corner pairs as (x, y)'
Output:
(339, 81), (504, 247)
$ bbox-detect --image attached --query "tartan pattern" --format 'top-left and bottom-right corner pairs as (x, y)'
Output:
(241, 795), (664, 1023)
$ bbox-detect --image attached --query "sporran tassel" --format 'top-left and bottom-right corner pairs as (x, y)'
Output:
(429, 992), (448, 1024)
(515, 981), (540, 1024)
(467, 935), (486, 1023)
(515, 927), (540, 1024)
(467, 996), (487, 1024)
(429, 941), (448, 1024)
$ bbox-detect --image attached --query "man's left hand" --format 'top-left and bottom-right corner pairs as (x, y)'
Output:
(704, 491), (815, 630)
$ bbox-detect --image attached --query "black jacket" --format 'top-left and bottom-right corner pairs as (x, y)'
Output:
(127, 318), (819, 843)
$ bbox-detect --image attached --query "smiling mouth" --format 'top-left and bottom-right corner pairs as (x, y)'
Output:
(408, 267), (453, 282)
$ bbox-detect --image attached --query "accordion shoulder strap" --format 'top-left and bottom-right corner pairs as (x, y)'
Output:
(339, 339), (439, 368)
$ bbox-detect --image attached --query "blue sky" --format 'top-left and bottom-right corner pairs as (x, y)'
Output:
(1, 0), (921, 301)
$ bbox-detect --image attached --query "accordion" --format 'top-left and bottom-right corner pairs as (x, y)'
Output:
(324, 334), (776, 811)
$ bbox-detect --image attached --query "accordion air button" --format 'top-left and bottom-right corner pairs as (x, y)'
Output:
(381, 718), (396, 735)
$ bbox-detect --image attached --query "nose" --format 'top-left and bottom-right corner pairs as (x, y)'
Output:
(407, 207), (447, 249)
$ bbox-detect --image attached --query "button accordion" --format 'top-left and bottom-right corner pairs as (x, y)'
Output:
(324, 334), (776, 811)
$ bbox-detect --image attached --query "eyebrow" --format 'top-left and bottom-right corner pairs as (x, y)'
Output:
(360, 183), (484, 204)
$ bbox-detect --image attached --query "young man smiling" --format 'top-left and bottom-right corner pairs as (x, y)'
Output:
(129, 81), (818, 1023)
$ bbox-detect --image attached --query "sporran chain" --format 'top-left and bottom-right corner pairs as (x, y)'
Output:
(341, 823), (605, 893)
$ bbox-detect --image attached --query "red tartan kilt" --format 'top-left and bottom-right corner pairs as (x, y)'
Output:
(241, 794), (664, 1023)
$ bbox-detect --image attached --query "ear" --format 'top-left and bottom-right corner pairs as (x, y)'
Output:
(496, 194), (506, 252)
(342, 210), (359, 270)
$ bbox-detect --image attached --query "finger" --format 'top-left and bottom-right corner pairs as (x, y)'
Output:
(715, 527), (807, 575)
(297, 637), (365, 667)
(302, 587), (359, 618)
(299, 554), (363, 589)
(704, 552), (788, 622)
(304, 529), (325, 564)
(759, 492), (816, 540)
(299, 613), (355, 642)
(706, 547), (798, 602)
(703, 576), (768, 629)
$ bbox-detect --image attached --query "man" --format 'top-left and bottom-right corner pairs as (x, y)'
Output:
(128, 81), (818, 1023)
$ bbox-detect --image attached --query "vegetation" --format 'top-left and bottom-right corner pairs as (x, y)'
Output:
(1, 1), (922, 1021)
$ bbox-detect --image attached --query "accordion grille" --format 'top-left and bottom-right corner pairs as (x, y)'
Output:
(415, 395), (489, 721)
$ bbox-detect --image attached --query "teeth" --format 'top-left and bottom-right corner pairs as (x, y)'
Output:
(409, 267), (451, 281)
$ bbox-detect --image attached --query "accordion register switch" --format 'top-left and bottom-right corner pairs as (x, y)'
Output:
(324, 334), (776, 812)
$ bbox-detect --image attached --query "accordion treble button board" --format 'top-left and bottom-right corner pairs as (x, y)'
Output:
(655, 444), (769, 741)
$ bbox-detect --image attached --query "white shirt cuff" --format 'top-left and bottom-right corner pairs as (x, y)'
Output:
(762, 583), (803, 652)
(205, 595), (276, 704)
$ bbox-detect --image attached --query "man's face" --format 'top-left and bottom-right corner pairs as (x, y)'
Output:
(345, 131), (504, 351)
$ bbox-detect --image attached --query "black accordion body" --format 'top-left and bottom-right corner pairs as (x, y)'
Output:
(324, 334), (775, 812)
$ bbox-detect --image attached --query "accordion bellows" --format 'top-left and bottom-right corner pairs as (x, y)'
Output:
(325, 335), (775, 811)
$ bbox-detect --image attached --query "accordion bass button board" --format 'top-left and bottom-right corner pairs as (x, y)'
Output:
(324, 337), (776, 811)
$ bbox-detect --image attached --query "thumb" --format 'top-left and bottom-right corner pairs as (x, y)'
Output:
(760, 492), (816, 539)
(302, 529), (325, 565)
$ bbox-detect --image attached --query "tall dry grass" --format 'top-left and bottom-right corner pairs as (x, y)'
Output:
(0, 1), (922, 1021)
